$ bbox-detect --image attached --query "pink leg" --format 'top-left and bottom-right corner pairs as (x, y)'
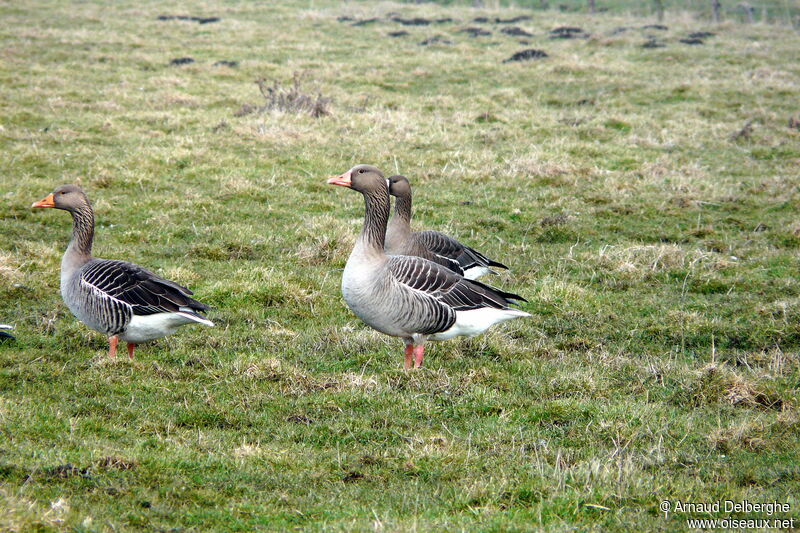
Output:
(404, 344), (413, 370)
(108, 336), (118, 359)
(413, 345), (425, 368)
(127, 343), (135, 360)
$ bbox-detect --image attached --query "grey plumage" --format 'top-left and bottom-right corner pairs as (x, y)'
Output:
(32, 184), (212, 358)
(386, 175), (509, 280)
(63, 258), (210, 337)
(329, 165), (530, 369)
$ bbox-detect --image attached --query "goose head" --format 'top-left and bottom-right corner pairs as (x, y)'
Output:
(387, 175), (411, 199)
(32, 185), (89, 212)
(328, 165), (387, 195)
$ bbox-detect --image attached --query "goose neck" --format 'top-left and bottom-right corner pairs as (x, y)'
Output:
(65, 205), (94, 264)
(356, 189), (389, 255)
(393, 194), (412, 224)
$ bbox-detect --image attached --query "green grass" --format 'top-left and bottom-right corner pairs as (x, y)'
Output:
(1, 0), (800, 530)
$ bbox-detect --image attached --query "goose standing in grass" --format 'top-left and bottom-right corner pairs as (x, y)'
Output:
(328, 165), (530, 369)
(31, 185), (213, 359)
(385, 175), (509, 279)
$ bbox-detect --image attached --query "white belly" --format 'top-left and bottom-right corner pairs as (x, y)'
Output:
(429, 307), (530, 341)
(120, 313), (203, 343)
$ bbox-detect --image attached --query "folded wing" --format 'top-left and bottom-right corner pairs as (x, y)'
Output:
(80, 259), (210, 317)
(387, 255), (521, 313)
(415, 230), (509, 273)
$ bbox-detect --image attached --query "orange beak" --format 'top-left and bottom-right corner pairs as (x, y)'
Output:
(327, 170), (352, 188)
(31, 193), (55, 209)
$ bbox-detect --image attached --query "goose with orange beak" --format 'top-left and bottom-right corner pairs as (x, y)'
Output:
(32, 185), (213, 359)
(328, 165), (530, 369)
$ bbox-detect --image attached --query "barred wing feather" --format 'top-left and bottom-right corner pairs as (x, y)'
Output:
(80, 260), (209, 317)
(415, 230), (509, 272)
(386, 256), (516, 312)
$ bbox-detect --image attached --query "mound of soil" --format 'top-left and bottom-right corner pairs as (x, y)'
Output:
(501, 26), (532, 37)
(213, 60), (238, 67)
(158, 15), (219, 24)
(44, 464), (91, 479)
(352, 18), (379, 27)
(503, 49), (548, 63)
(679, 38), (704, 45)
(170, 57), (195, 66)
(642, 39), (666, 48)
(688, 31), (715, 38)
(389, 31), (409, 37)
(496, 15), (532, 24)
(420, 35), (452, 46)
(286, 414), (314, 425)
(337, 16), (354, 22)
(642, 24), (668, 30)
(392, 16), (431, 26)
(550, 26), (587, 39)
(460, 27), (491, 37)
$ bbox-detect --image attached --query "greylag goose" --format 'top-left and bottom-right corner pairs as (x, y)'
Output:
(328, 165), (530, 369)
(31, 185), (213, 359)
(385, 175), (509, 280)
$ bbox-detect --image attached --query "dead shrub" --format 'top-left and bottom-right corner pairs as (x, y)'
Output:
(237, 73), (331, 118)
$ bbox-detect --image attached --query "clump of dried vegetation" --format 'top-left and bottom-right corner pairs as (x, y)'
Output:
(235, 73), (331, 118)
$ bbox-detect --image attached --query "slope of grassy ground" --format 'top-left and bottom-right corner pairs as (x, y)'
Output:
(1, 1), (799, 530)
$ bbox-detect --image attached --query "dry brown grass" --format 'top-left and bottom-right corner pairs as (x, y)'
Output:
(693, 362), (786, 409)
(709, 419), (767, 451)
(295, 214), (356, 266)
(0, 488), (74, 532)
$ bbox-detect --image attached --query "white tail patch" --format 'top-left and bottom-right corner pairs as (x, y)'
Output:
(177, 309), (214, 327)
(122, 311), (213, 343)
(429, 307), (530, 341)
(462, 266), (492, 280)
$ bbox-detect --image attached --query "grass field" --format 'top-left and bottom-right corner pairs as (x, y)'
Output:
(430, 0), (800, 26)
(1, 0), (799, 530)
